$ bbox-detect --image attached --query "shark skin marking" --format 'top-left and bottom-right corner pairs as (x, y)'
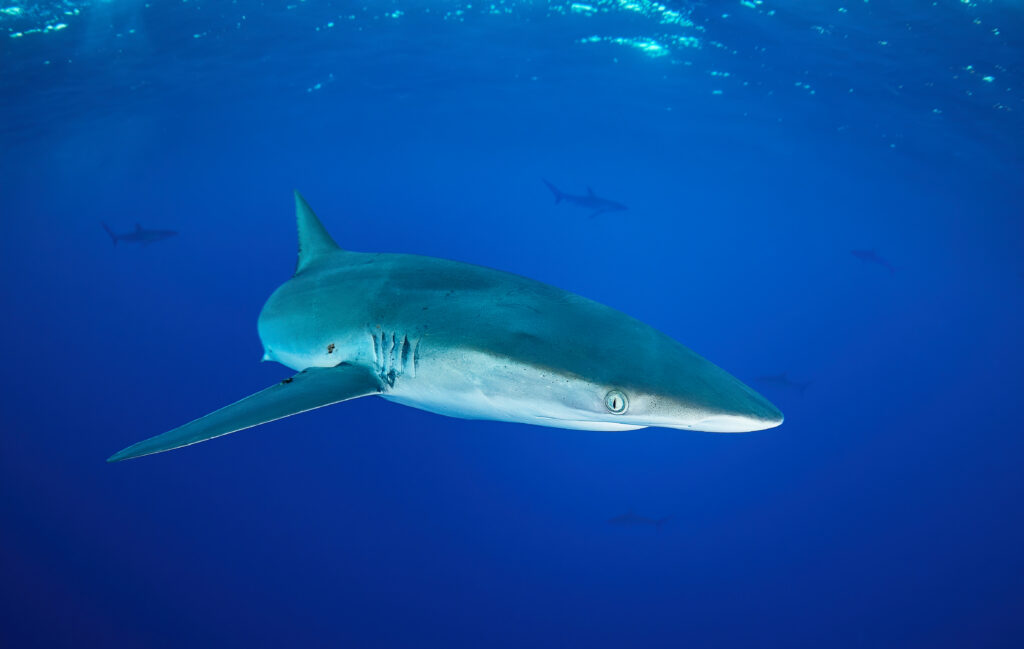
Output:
(107, 191), (782, 462)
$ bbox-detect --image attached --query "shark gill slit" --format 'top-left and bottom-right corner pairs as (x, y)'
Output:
(412, 338), (420, 376)
(367, 327), (419, 387)
(368, 329), (386, 387)
(400, 335), (411, 372)
(387, 332), (398, 387)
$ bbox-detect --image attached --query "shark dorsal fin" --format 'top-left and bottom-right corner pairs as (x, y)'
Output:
(587, 186), (595, 196)
(294, 191), (341, 275)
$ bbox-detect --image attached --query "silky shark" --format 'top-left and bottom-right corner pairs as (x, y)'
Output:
(756, 372), (812, 396)
(108, 192), (782, 462)
(608, 511), (670, 531)
(850, 249), (895, 275)
(542, 179), (627, 218)
(102, 222), (178, 246)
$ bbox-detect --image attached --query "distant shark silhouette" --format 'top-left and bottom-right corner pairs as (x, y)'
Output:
(106, 191), (782, 462)
(850, 249), (895, 275)
(543, 179), (627, 218)
(756, 372), (812, 396)
(608, 510), (669, 531)
(102, 222), (177, 246)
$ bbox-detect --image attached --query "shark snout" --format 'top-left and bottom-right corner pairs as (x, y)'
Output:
(654, 362), (784, 433)
(695, 384), (784, 432)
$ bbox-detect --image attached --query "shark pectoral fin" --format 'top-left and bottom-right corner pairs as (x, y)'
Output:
(107, 363), (381, 462)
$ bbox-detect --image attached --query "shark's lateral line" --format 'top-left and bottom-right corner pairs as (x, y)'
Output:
(107, 192), (782, 462)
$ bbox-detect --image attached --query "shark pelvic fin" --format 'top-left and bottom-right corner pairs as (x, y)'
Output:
(107, 363), (382, 462)
(294, 190), (341, 275)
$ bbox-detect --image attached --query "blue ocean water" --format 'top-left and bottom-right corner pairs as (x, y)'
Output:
(2, 1), (1023, 646)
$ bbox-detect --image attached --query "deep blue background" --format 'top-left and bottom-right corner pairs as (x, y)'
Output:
(2, 1), (1023, 647)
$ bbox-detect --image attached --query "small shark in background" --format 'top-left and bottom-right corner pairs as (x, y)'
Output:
(850, 249), (895, 275)
(608, 511), (669, 531)
(102, 222), (178, 246)
(542, 179), (627, 218)
(756, 372), (812, 396)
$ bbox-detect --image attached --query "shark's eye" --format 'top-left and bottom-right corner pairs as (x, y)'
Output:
(605, 390), (628, 414)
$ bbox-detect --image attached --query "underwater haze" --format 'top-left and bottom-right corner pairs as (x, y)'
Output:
(2, 1), (1023, 647)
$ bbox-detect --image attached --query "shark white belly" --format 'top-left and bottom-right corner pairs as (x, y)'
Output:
(381, 349), (646, 432)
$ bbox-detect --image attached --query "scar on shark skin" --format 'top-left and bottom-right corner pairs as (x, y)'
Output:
(327, 343), (335, 354)
(281, 377), (293, 384)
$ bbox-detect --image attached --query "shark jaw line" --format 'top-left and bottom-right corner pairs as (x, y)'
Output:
(532, 416), (646, 432)
(665, 414), (786, 433)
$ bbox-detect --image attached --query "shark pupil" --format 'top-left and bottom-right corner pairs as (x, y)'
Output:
(605, 390), (628, 414)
